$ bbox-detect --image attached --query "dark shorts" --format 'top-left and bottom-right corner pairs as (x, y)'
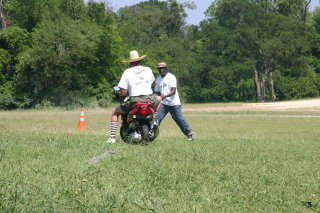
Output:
(120, 95), (159, 113)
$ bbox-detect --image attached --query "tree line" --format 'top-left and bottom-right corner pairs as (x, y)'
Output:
(0, 0), (320, 109)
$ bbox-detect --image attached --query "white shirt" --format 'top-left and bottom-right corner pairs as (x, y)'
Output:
(118, 65), (155, 96)
(155, 73), (181, 106)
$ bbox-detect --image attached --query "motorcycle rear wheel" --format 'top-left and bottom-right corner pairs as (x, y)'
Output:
(141, 124), (150, 142)
(120, 126), (126, 141)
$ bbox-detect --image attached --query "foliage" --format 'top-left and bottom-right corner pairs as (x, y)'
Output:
(14, 11), (102, 106)
(190, 0), (312, 102)
(276, 75), (320, 99)
(83, 82), (114, 108)
(0, 26), (30, 54)
(0, 0), (122, 108)
(117, 0), (189, 47)
(0, 81), (16, 109)
(0, 0), (320, 109)
(0, 48), (10, 80)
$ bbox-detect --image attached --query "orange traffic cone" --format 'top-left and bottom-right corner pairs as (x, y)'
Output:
(78, 107), (86, 130)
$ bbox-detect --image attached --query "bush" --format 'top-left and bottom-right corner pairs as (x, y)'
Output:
(83, 83), (114, 108)
(276, 76), (319, 100)
(0, 82), (17, 109)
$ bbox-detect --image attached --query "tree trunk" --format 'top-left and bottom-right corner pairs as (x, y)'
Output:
(261, 71), (267, 102)
(269, 71), (276, 101)
(303, 0), (312, 22)
(254, 68), (262, 102)
(0, 0), (7, 30)
(254, 67), (269, 102)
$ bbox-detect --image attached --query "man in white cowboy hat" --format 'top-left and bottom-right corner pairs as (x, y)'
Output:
(153, 62), (194, 141)
(106, 50), (161, 143)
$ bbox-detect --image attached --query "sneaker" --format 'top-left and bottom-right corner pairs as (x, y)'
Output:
(106, 137), (116, 143)
(187, 134), (194, 141)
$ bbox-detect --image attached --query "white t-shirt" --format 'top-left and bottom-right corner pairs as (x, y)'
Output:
(155, 73), (181, 106)
(118, 65), (155, 96)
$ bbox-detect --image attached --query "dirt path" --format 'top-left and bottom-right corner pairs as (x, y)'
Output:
(184, 98), (320, 112)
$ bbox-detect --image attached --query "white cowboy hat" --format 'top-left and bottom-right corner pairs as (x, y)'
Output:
(123, 50), (146, 63)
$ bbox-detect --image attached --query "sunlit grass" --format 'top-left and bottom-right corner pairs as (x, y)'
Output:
(0, 108), (320, 212)
(182, 102), (244, 108)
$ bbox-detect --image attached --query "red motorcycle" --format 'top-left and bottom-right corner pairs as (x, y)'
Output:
(114, 86), (159, 144)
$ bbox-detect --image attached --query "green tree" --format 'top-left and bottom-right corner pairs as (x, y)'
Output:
(15, 11), (102, 105)
(116, 0), (195, 102)
(4, 0), (87, 31)
(0, 26), (30, 108)
(196, 0), (310, 102)
(13, 1), (122, 107)
(0, 0), (8, 29)
(117, 0), (193, 48)
(307, 7), (320, 74)
(0, 0), (123, 108)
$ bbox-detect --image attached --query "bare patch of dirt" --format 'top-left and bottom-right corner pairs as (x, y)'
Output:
(184, 99), (320, 112)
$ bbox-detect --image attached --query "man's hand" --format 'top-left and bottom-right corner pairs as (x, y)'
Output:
(162, 87), (176, 99)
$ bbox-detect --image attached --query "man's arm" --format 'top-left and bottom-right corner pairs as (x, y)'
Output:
(118, 71), (128, 97)
(161, 87), (176, 99)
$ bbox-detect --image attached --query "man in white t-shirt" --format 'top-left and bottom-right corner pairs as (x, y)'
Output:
(106, 50), (161, 143)
(153, 62), (194, 141)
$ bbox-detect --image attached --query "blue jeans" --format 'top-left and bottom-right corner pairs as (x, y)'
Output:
(155, 104), (192, 136)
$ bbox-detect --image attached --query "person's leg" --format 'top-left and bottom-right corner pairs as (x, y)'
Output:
(169, 105), (193, 137)
(107, 106), (125, 143)
(154, 104), (169, 125)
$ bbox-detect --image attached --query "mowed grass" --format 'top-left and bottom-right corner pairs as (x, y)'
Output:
(0, 108), (320, 212)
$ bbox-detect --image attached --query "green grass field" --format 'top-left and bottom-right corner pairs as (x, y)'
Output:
(1, 107), (320, 212)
